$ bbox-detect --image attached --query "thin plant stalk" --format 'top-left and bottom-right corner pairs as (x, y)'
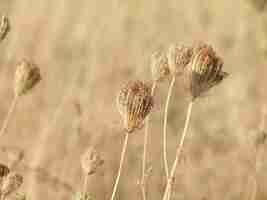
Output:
(163, 77), (176, 179)
(140, 82), (157, 200)
(110, 133), (129, 200)
(0, 94), (19, 137)
(162, 101), (193, 200)
(249, 105), (267, 200)
(82, 174), (89, 200)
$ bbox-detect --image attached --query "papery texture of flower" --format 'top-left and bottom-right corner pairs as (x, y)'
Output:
(117, 80), (154, 133)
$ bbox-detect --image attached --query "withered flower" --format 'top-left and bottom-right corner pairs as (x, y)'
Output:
(186, 43), (228, 100)
(167, 44), (193, 76)
(14, 59), (41, 96)
(151, 50), (170, 82)
(117, 80), (154, 133)
(81, 147), (104, 175)
(0, 172), (23, 197)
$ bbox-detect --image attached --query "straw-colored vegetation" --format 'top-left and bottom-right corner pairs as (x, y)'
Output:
(0, 1), (266, 200)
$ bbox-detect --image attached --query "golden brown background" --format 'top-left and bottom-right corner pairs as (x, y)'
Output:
(0, 0), (267, 199)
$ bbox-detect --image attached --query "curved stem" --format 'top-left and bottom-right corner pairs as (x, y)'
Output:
(110, 133), (129, 200)
(82, 174), (89, 199)
(163, 77), (176, 179)
(0, 95), (19, 138)
(140, 82), (157, 200)
(162, 101), (193, 200)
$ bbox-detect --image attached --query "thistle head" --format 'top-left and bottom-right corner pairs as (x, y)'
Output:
(117, 80), (154, 133)
(0, 15), (10, 42)
(186, 43), (228, 100)
(150, 50), (170, 82)
(167, 44), (193, 76)
(81, 147), (104, 175)
(0, 172), (23, 197)
(14, 59), (41, 96)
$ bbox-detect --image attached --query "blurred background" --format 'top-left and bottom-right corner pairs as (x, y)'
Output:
(0, 0), (267, 199)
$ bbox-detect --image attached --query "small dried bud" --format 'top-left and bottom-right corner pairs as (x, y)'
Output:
(186, 43), (228, 99)
(0, 164), (9, 178)
(150, 50), (170, 82)
(1, 172), (23, 197)
(117, 80), (154, 133)
(14, 59), (41, 96)
(167, 44), (193, 76)
(81, 147), (104, 175)
(0, 15), (10, 42)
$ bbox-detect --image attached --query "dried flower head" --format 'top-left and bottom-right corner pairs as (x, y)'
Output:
(117, 80), (154, 133)
(1, 172), (23, 197)
(14, 59), (41, 96)
(0, 164), (9, 178)
(167, 44), (193, 76)
(186, 43), (228, 99)
(81, 147), (104, 175)
(150, 50), (170, 82)
(0, 15), (10, 42)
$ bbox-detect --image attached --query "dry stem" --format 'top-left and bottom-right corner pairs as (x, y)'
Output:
(162, 101), (193, 200)
(82, 174), (89, 200)
(0, 95), (19, 138)
(140, 82), (157, 200)
(110, 133), (129, 200)
(163, 77), (176, 179)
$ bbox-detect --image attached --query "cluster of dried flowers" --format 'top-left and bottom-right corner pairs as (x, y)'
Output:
(0, 163), (23, 199)
(113, 42), (228, 200)
(0, 12), (229, 200)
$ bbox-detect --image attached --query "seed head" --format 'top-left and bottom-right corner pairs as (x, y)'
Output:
(186, 43), (228, 100)
(167, 44), (193, 76)
(1, 172), (23, 197)
(150, 50), (170, 82)
(81, 147), (104, 175)
(0, 15), (10, 42)
(117, 80), (154, 133)
(14, 59), (41, 96)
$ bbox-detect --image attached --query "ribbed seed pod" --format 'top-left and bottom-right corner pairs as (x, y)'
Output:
(167, 44), (193, 76)
(1, 172), (23, 197)
(117, 80), (154, 133)
(0, 15), (10, 42)
(81, 147), (104, 175)
(151, 50), (170, 82)
(14, 59), (41, 96)
(186, 43), (228, 99)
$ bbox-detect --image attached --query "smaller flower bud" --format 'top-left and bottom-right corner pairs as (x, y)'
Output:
(1, 172), (23, 197)
(14, 59), (41, 96)
(167, 44), (193, 76)
(150, 50), (170, 82)
(81, 147), (104, 175)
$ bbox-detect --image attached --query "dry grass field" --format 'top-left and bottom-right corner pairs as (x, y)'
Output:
(0, 0), (267, 199)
